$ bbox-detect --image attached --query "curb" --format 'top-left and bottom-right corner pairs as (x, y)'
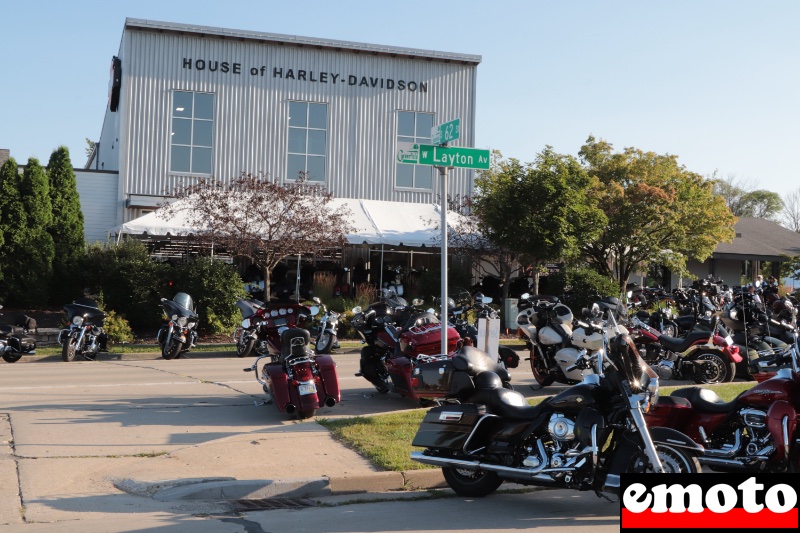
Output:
(132, 469), (447, 502)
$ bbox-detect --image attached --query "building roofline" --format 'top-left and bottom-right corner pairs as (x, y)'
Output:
(124, 18), (482, 65)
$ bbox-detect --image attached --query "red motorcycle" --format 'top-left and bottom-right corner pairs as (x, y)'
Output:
(238, 300), (340, 419)
(350, 292), (499, 405)
(646, 325), (800, 472)
(629, 313), (741, 384)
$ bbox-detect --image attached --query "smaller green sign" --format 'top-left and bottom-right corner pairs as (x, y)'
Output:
(431, 118), (460, 145)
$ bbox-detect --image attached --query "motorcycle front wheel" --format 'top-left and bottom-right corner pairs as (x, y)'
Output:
(315, 332), (334, 354)
(62, 337), (78, 362)
(692, 352), (736, 384)
(442, 466), (503, 497)
(162, 339), (183, 360)
(237, 336), (255, 358)
(627, 443), (701, 474)
(2, 352), (22, 363)
(531, 353), (555, 387)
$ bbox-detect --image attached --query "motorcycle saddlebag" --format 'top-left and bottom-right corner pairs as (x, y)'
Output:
(412, 404), (485, 450)
(7, 336), (36, 353)
(413, 359), (454, 395)
(314, 354), (341, 404)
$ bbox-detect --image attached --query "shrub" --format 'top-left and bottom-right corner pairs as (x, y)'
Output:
(313, 271), (336, 303)
(171, 257), (246, 335)
(103, 309), (134, 344)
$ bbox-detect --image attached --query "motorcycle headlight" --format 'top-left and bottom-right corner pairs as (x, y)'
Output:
(172, 314), (179, 321)
(187, 322), (196, 330)
(242, 318), (251, 329)
(72, 316), (84, 326)
(729, 309), (738, 320)
(177, 316), (188, 327)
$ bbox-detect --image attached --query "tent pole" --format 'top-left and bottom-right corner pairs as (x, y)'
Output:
(296, 254), (301, 303)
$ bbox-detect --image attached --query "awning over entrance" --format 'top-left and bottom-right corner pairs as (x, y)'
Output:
(111, 197), (469, 248)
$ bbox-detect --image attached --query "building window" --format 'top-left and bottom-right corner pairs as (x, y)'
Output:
(287, 101), (327, 182)
(170, 91), (214, 174)
(396, 111), (434, 190)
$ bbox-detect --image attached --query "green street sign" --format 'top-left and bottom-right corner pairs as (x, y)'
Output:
(431, 118), (460, 145)
(418, 144), (490, 169)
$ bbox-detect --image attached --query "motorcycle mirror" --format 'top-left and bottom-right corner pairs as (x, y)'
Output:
(313, 296), (321, 304)
(310, 306), (320, 316)
(351, 306), (362, 314)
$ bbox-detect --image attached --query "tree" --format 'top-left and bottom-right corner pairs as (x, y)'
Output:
(47, 146), (86, 303)
(1, 158), (55, 305)
(473, 148), (606, 296)
(710, 172), (782, 219)
(0, 158), (18, 287)
(580, 136), (737, 291)
(781, 187), (800, 233)
(85, 138), (96, 160)
(161, 173), (354, 302)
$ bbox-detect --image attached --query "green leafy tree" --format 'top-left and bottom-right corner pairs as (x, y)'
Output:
(780, 187), (800, 233)
(711, 172), (782, 219)
(0, 158), (16, 285)
(1, 159), (55, 305)
(580, 136), (737, 291)
(473, 148), (606, 296)
(47, 146), (86, 303)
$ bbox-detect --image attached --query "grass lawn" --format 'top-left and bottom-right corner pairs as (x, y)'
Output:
(34, 343), (237, 356)
(318, 381), (750, 473)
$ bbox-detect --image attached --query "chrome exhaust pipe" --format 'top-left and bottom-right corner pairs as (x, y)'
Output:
(409, 451), (557, 482)
(284, 403), (296, 414)
(325, 397), (337, 407)
(699, 457), (749, 470)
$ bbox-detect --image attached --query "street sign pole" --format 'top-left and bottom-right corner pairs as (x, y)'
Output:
(439, 165), (449, 356)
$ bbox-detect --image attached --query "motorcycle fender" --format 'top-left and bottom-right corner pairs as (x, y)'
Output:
(766, 400), (796, 461)
(648, 426), (705, 452)
(263, 364), (292, 413)
(314, 354), (341, 404)
(683, 345), (735, 363)
(386, 356), (414, 398)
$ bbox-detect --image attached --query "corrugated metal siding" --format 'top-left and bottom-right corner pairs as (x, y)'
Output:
(118, 29), (478, 216)
(75, 170), (120, 244)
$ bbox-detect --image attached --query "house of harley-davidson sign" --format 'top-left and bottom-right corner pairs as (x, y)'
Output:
(181, 58), (429, 92)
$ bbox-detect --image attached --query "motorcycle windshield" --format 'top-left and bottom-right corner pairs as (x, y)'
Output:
(164, 293), (196, 318)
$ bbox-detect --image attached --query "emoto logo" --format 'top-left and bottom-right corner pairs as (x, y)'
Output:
(620, 474), (799, 531)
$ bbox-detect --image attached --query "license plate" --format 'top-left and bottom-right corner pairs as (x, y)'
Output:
(724, 335), (733, 346)
(298, 382), (317, 395)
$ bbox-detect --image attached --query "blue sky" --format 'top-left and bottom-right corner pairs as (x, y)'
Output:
(1, 0), (797, 194)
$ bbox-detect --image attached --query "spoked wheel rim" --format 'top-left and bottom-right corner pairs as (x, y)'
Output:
(316, 333), (332, 353)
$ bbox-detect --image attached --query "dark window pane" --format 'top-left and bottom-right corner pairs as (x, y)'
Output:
(396, 164), (414, 188)
(397, 111), (415, 137)
(287, 154), (306, 180)
(289, 101), (307, 127)
(171, 145), (191, 172)
(306, 156), (325, 181)
(415, 167), (432, 189)
(173, 91), (193, 118)
(416, 113), (433, 138)
(288, 128), (307, 154)
(192, 147), (212, 174)
(307, 129), (326, 155)
(193, 120), (213, 147)
(398, 136), (415, 144)
(308, 103), (326, 129)
(172, 118), (192, 145)
(194, 93), (214, 120)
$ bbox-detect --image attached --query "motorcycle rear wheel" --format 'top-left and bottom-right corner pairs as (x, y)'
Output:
(2, 352), (22, 363)
(62, 338), (78, 362)
(237, 337), (255, 358)
(162, 339), (183, 360)
(296, 409), (317, 420)
(315, 332), (334, 354)
(442, 466), (503, 497)
(692, 352), (736, 384)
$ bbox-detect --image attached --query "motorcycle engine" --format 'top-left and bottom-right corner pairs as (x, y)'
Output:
(547, 413), (575, 443)
(738, 408), (774, 456)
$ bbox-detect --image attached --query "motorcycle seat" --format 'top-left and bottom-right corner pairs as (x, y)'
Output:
(658, 331), (709, 352)
(280, 328), (310, 359)
(470, 371), (549, 421)
(0, 324), (25, 337)
(670, 386), (738, 414)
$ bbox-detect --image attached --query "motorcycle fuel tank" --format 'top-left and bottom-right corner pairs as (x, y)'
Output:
(571, 327), (603, 351)
(554, 347), (592, 382)
(539, 325), (568, 345)
(738, 374), (797, 408)
(548, 382), (601, 412)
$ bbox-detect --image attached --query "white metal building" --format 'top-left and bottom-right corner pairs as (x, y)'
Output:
(85, 18), (481, 234)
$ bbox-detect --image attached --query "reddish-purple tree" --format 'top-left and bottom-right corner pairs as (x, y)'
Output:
(161, 173), (353, 302)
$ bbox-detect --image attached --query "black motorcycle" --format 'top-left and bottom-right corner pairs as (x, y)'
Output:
(59, 298), (108, 362)
(410, 321), (702, 498)
(0, 305), (37, 363)
(157, 292), (199, 360)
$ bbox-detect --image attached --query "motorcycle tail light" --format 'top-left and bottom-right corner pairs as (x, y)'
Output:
(410, 377), (419, 388)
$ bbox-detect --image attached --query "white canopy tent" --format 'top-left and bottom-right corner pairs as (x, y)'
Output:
(111, 198), (464, 248)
